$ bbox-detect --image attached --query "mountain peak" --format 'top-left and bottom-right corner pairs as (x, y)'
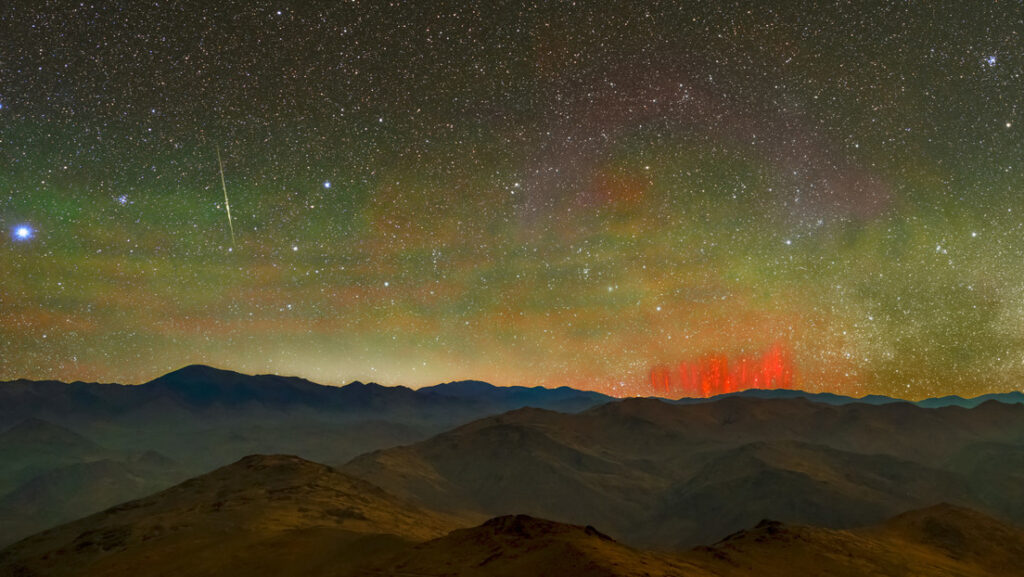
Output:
(151, 364), (243, 383)
(753, 518), (785, 532)
(231, 453), (329, 472)
(424, 380), (497, 395)
(340, 380), (391, 390)
(477, 514), (616, 542)
(139, 366), (329, 407)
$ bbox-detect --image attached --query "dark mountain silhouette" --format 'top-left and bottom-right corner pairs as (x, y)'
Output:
(3, 367), (1020, 433)
(143, 364), (347, 408)
(420, 379), (612, 413)
(683, 387), (1024, 407)
(0, 366), (614, 462)
(915, 390), (1024, 408)
(0, 364), (613, 420)
(0, 379), (147, 432)
(673, 388), (896, 405)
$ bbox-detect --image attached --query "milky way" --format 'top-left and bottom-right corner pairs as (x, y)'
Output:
(1, 1), (1022, 398)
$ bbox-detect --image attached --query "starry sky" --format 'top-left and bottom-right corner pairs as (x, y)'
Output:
(1, 1), (1022, 399)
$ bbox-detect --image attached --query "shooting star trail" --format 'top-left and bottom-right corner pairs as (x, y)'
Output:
(216, 147), (236, 248)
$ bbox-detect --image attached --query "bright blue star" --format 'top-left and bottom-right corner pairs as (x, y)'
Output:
(12, 225), (34, 241)
(323, 181), (332, 189)
(986, 55), (997, 66)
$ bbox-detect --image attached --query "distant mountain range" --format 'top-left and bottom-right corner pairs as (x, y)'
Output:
(682, 387), (1024, 408)
(0, 364), (613, 425)
(0, 365), (614, 472)
(2, 454), (1022, 577)
(4, 365), (1021, 431)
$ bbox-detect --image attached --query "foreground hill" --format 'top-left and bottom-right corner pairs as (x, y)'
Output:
(362, 514), (713, 577)
(344, 396), (1024, 546)
(354, 504), (1024, 577)
(692, 504), (1024, 577)
(4, 466), (1020, 577)
(0, 454), (462, 577)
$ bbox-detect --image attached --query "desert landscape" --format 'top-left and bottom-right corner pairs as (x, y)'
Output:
(1, 367), (1023, 576)
(3, 0), (1022, 574)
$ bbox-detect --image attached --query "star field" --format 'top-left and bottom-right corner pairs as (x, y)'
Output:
(1, 1), (1022, 398)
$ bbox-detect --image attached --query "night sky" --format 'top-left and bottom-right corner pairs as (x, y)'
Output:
(2, 1), (1022, 399)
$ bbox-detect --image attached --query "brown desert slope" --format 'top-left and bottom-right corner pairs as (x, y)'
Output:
(692, 503), (1024, 577)
(0, 454), (463, 577)
(343, 397), (1023, 546)
(356, 504), (1024, 577)
(875, 503), (1024, 573)
(2, 452), (1023, 577)
(356, 514), (714, 577)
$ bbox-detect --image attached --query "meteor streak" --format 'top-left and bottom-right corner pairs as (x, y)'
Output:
(217, 147), (236, 248)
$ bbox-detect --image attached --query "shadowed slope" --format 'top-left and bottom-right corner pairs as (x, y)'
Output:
(344, 397), (1024, 547)
(645, 440), (974, 546)
(0, 418), (111, 493)
(0, 453), (187, 547)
